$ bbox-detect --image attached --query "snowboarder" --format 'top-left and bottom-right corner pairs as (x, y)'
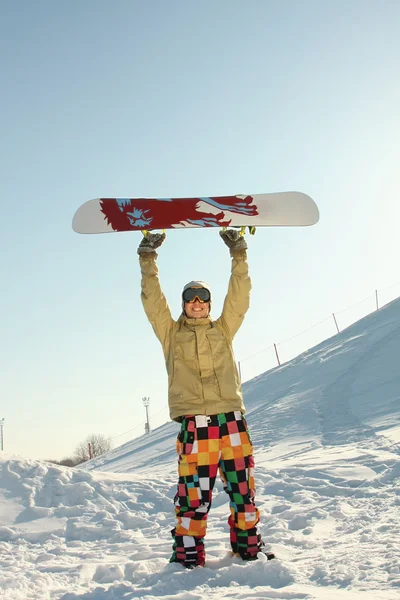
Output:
(138, 229), (275, 567)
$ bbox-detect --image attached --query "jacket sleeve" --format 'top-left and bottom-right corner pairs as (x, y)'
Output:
(139, 254), (173, 357)
(217, 249), (251, 339)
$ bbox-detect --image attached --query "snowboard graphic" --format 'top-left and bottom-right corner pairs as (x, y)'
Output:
(72, 192), (319, 234)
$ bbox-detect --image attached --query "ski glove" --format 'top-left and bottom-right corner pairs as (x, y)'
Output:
(219, 229), (248, 255)
(137, 232), (166, 255)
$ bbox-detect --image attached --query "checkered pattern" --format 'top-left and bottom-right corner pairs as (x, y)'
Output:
(170, 411), (264, 567)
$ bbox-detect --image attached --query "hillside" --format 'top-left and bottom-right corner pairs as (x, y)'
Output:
(1, 298), (400, 599)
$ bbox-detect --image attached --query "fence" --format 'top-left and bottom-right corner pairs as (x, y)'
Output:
(238, 281), (400, 383)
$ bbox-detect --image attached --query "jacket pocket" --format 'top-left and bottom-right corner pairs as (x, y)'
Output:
(175, 330), (198, 366)
(176, 417), (196, 456)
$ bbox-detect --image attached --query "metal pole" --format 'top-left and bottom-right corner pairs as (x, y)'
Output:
(332, 313), (340, 333)
(274, 343), (281, 366)
(143, 397), (150, 434)
(376, 290), (379, 311)
(0, 419), (4, 451)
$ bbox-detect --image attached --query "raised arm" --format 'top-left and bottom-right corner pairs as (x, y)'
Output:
(217, 229), (251, 339)
(138, 233), (173, 355)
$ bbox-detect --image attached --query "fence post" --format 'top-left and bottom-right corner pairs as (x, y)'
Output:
(376, 290), (379, 311)
(88, 443), (93, 460)
(332, 313), (340, 333)
(274, 343), (281, 366)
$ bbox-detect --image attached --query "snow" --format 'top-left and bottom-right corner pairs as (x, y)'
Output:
(1, 299), (400, 599)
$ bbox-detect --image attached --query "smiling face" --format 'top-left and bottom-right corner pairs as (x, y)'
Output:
(182, 282), (211, 319)
(184, 300), (210, 319)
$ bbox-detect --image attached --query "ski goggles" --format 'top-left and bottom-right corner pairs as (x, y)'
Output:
(182, 287), (211, 303)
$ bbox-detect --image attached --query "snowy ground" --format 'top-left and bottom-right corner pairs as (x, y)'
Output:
(1, 299), (400, 599)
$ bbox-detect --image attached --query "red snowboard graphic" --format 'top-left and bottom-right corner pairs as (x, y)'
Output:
(99, 196), (257, 231)
(72, 193), (319, 234)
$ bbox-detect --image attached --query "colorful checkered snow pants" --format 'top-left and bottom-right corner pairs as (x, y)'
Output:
(170, 411), (264, 567)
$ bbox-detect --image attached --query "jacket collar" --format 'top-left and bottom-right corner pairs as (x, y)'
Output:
(178, 313), (213, 328)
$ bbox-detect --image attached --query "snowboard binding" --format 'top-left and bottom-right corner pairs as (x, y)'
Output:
(223, 226), (256, 235)
(141, 226), (256, 236)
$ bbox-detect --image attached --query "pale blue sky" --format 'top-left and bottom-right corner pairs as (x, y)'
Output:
(1, 0), (399, 460)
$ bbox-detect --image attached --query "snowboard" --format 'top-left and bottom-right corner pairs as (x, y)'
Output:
(72, 192), (319, 234)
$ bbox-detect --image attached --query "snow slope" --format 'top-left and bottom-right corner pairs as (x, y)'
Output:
(1, 299), (400, 599)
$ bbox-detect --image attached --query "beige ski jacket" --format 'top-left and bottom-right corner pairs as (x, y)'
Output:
(139, 250), (251, 420)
